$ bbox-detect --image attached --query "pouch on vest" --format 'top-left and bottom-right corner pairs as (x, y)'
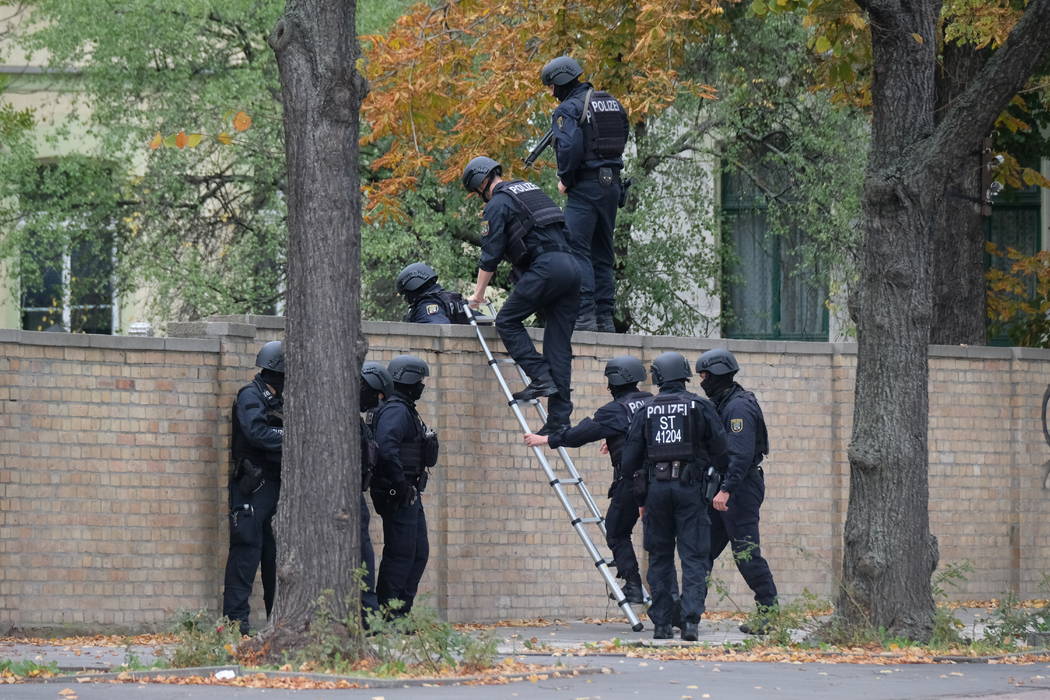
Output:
(644, 394), (696, 463)
(423, 427), (439, 468)
(652, 462), (673, 482)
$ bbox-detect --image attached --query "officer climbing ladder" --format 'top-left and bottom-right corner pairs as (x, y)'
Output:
(465, 302), (645, 632)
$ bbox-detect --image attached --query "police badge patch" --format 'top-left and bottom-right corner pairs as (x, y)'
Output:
(426, 304), (440, 315)
(557, 115), (565, 130)
(730, 418), (744, 433)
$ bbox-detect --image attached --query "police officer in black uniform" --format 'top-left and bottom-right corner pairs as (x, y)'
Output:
(621, 352), (727, 641)
(359, 360), (394, 616)
(370, 354), (438, 615)
(696, 348), (778, 634)
(541, 55), (629, 333)
(462, 155), (581, 434)
(523, 356), (651, 602)
(222, 340), (285, 635)
(396, 262), (475, 325)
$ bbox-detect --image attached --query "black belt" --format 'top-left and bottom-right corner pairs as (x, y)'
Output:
(531, 244), (570, 257)
(576, 168), (621, 182)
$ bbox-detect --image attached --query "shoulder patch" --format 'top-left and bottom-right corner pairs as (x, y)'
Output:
(426, 303), (440, 315)
(730, 418), (744, 433)
(557, 115), (564, 130)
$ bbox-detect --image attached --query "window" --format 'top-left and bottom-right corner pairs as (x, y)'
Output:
(18, 159), (118, 334)
(720, 166), (828, 341)
(985, 161), (1042, 344)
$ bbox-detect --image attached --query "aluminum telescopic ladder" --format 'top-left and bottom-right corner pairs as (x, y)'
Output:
(466, 303), (645, 631)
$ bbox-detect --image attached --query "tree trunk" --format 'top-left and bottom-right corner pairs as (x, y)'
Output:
(261, 0), (367, 654)
(931, 43), (989, 346)
(842, 0), (940, 640)
(842, 0), (1050, 640)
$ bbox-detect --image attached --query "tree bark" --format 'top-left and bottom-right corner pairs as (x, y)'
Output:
(260, 0), (367, 654)
(930, 43), (988, 346)
(842, 0), (1050, 640)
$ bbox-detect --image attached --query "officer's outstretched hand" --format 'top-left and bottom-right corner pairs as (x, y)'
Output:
(557, 179), (567, 195)
(523, 433), (548, 447)
(599, 442), (609, 454)
(467, 294), (486, 309)
(712, 490), (730, 512)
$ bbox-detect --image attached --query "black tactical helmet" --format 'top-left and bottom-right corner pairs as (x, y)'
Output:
(696, 348), (740, 376)
(396, 262), (438, 296)
(462, 156), (502, 194)
(255, 340), (285, 373)
(604, 356), (646, 387)
(388, 354), (430, 385)
(650, 351), (691, 386)
(361, 361), (394, 397)
(541, 55), (583, 86)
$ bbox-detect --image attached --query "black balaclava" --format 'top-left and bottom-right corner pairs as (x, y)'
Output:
(394, 381), (424, 403)
(360, 383), (381, 412)
(554, 77), (580, 102)
(609, 383), (639, 400)
(700, 372), (735, 399)
(261, 369), (285, 395)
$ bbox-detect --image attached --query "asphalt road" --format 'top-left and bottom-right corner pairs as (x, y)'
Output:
(7, 655), (1050, 700)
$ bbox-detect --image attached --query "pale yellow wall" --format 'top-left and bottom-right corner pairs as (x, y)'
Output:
(0, 5), (152, 333)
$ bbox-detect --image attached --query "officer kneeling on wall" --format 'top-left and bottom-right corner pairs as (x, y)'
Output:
(620, 352), (728, 641)
(369, 354), (438, 616)
(395, 262), (473, 325)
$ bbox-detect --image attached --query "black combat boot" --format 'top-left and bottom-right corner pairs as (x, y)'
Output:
(512, 376), (559, 401)
(653, 624), (673, 640)
(596, 314), (616, 333)
(621, 577), (644, 605)
(681, 622), (699, 642)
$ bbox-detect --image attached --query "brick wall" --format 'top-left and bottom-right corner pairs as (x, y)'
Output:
(1, 317), (1048, 632)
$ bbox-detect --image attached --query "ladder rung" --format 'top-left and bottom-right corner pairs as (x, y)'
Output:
(549, 477), (582, 486)
(571, 517), (603, 525)
(488, 358), (518, 365)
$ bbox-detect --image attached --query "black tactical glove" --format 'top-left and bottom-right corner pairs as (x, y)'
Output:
(236, 459), (265, 496)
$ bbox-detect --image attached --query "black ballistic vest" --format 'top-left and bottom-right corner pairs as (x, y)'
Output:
(374, 396), (438, 476)
(581, 90), (628, 161)
(230, 386), (283, 477)
(644, 392), (701, 464)
(606, 391), (651, 474)
(493, 180), (565, 268)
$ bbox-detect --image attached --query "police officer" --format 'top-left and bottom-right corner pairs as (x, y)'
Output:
(370, 354), (437, 615)
(540, 55), (629, 333)
(396, 262), (475, 325)
(621, 352), (727, 641)
(523, 356), (651, 602)
(462, 155), (581, 435)
(696, 348), (778, 634)
(359, 361), (394, 617)
(222, 340), (285, 635)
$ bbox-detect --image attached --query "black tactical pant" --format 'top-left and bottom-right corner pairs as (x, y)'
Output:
(707, 467), (777, 606)
(605, 478), (640, 582)
(643, 479), (711, 627)
(222, 477), (280, 634)
(564, 178), (620, 324)
(370, 489), (429, 614)
(495, 251), (581, 425)
(360, 493), (378, 614)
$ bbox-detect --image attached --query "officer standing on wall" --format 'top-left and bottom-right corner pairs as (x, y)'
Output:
(696, 348), (778, 634)
(620, 352), (727, 641)
(359, 360), (394, 617)
(462, 156), (581, 435)
(222, 340), (285, 635)
(370, 355), (438, 615)
(540, 55), (629, 333)
(395, 262), (472, 325)
(523, 356), (651, 603)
